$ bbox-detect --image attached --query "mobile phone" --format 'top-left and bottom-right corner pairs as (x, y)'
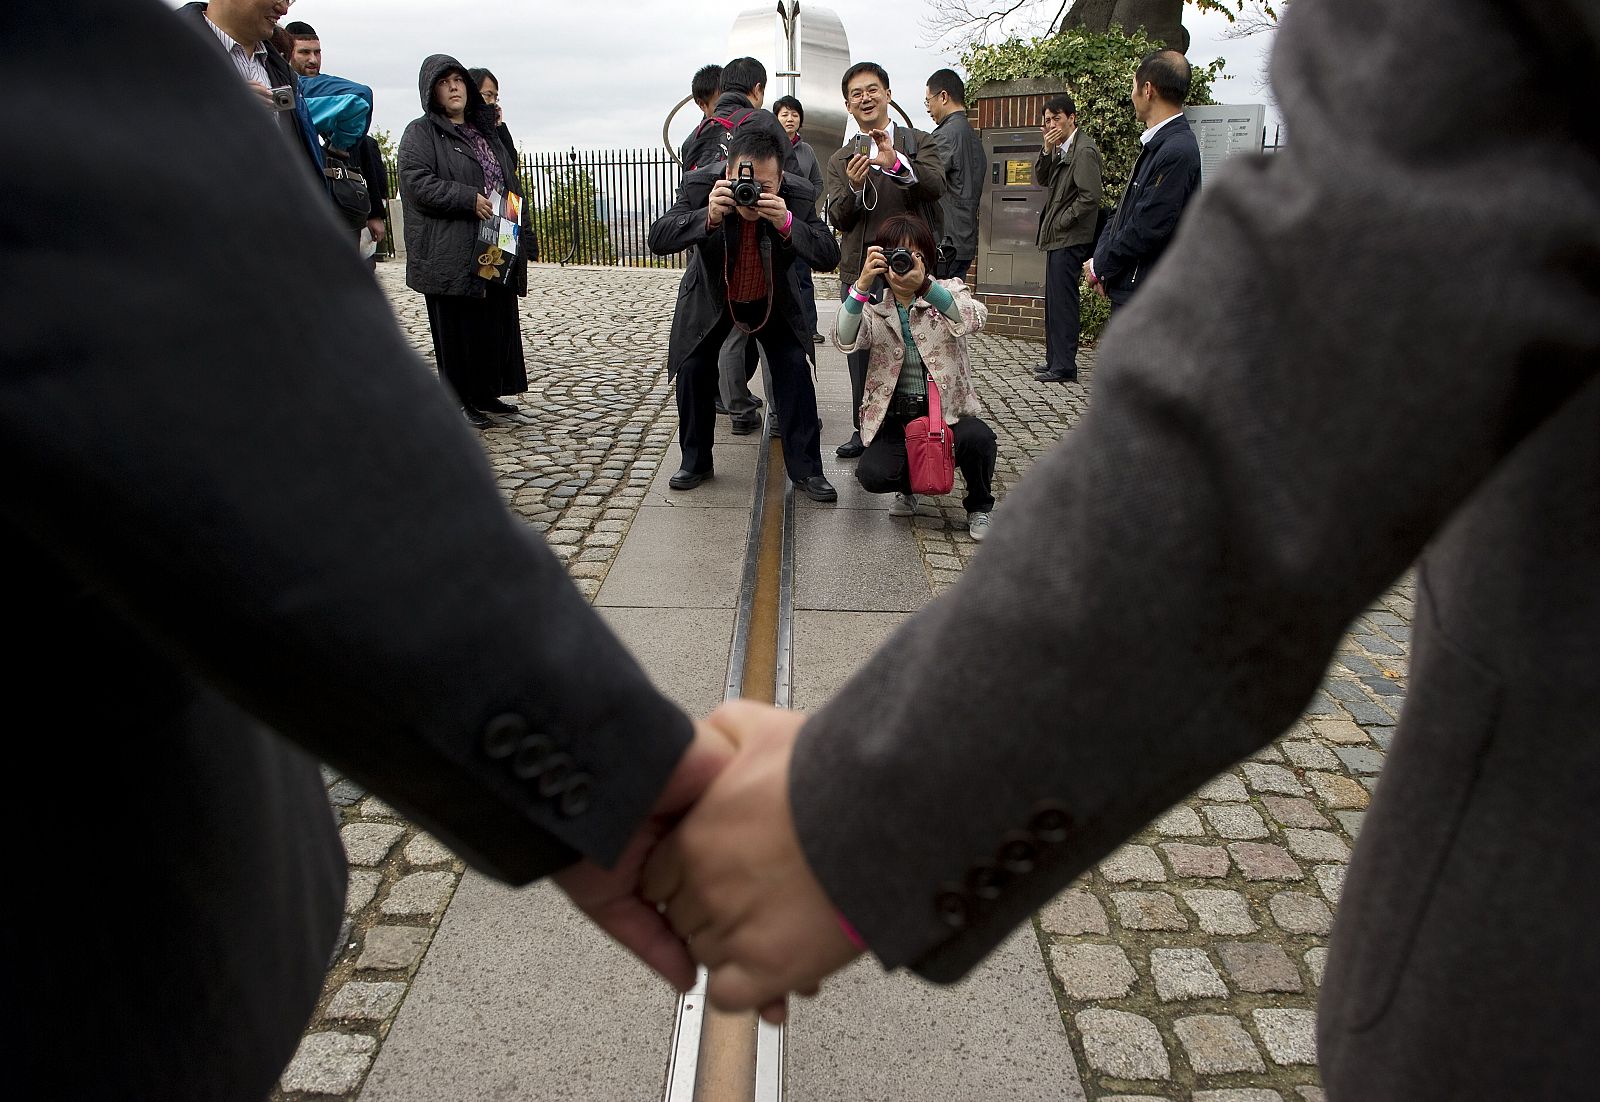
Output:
(852, 134), (873, 158)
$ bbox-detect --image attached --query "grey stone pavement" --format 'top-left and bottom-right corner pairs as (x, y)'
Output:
(275, 261), (1409, 1101)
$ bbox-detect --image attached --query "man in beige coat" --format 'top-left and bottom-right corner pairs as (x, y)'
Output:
(1034, 92), (1102, 383)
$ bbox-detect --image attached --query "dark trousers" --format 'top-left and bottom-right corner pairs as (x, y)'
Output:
(797, 266), (819, 334)
(424, 285), (528, 407)
(840, 283), (867, 431)
(678, 313), (821, 481)
(1045, 243), (1090, 377)
(856, 413), (997, 514)
(935, 254), (973, 281)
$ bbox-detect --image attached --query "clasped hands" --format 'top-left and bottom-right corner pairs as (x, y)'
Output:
(553, 700), (862, 1024)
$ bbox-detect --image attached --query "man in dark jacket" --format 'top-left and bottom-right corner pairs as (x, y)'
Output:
(178, 1), (324, 183)
(679, 62), (723, 167)
(825, 62), (946, 458)
(8, 2), (734, 1098)
(1034, 93), (1103, 382)
(925, 69), (986, 280)
(680, 56), (798, 175)
(650, 128), (840, 501)
(1087, 49), (1201, 306)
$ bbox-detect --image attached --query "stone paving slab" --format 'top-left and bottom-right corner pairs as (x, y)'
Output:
(277, 262), (1418, 1102)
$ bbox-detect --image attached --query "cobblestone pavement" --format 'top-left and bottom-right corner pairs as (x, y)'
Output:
(278, 263), (1409, 1100)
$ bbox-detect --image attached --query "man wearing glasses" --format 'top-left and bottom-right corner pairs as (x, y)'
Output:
(924, 68), (987, 281)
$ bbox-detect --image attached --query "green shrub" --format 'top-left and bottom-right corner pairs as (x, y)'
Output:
(965, 27), (1222, 343)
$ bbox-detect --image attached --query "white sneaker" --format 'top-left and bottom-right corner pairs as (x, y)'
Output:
(968, 511), (992, 541)
(889, 492), (917, 517)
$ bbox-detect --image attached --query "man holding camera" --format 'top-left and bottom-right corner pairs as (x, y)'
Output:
(178, 1), (324, 183)
(650, 129), (840, 502)
(825, 62), (945, 459)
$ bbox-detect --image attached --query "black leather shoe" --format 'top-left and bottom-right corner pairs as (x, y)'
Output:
(730, 414), (760, 435)
(714, 397), (731, 415)
(668, 468), (713, 491)
(796, 475), (837, 502)
(1036, 370), (1078, 384)
(813, 332), (826, 344)
(462, 405), (491, 428)
(479, 397), (519, 414)
(835, 432), (864, 458)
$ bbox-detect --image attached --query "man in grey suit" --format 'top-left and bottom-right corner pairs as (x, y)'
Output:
(5, 2), (728, 1097)
(1034, 92), (1103, 383)
(647, 0), (1600, 1096)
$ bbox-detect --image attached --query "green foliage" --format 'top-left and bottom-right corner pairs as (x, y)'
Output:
(1079, 280), (1114, 342)
(963, 26), (1222, 341)
(370, 127), (397, 164)
(964, 26), (1222, 203)
(532, 168), (617, 266)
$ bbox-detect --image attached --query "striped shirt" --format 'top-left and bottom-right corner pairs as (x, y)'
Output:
(203, 14), (271, 87)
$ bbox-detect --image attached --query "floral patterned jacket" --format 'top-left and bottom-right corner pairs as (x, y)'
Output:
(835, 278), (988, 445)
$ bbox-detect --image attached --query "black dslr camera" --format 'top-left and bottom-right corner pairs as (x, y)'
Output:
(885, 246), (917, 275)
(731, 163), (762, 207)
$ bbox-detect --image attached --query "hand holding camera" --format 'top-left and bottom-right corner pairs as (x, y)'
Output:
(884, 245), (928, 300)
(707, 179), (737, 228)
(845, 136), (872, 187)
(855, 245), (890, 296)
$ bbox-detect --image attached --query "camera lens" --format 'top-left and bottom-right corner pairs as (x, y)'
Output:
(887, 247), (915, 275)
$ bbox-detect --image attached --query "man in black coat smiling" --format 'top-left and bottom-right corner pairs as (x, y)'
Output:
(650, 127), (841, 501)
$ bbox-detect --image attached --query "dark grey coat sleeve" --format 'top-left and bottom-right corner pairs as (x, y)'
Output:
(1, 5), (693, 884)
(789, 0), (1600, 983)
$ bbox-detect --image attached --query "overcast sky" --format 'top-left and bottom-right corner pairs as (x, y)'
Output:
(169, 1), (1279, 152)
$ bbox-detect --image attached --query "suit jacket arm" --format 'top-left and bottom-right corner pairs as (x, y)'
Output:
(3, 26), (696, 885)
(786, 0), (1600, 978)
(904, 134), (946, 203)
(398, 119), (479, 218)
(1094, 141), (1197, 282)
(649, 172), (715, 255)
(785, 184), (840, 272)
(1065, 142), (1103, 230)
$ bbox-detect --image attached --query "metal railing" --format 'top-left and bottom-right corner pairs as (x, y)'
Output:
(514, 147), (687, 269)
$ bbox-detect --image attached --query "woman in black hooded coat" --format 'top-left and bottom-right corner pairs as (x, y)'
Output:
(398, 54), (530, 427)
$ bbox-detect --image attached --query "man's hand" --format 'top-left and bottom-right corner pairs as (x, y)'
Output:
(869, 128), (899, 171)
(1084, 258), (1108, 299)
(475, 193), (495, 220)
(755, 192), (789, 230)
(845, 154), (871, 189)
(246, 81), (276, 110)
(366, 218), (387, 244)
(554, 721), (734, 993)
(1041, 124), (1061, 154)
(707, 179), (736, 229)
(642, 701), (861, 1024)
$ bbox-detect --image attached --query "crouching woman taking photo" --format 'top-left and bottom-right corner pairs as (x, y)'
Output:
(835, 214), (998, 540)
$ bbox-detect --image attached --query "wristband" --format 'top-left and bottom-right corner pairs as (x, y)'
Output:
(836, 911), (869, 952)
(781, 211), (794, 235)
(848, 285), (871, 304)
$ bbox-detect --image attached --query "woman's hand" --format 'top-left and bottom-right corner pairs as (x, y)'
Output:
(854, 246), (889, 296)
(885, 247), (928, 300)
(475, 193), (495, 220)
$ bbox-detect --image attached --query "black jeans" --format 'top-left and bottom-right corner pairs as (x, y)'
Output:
(1045, 243), (1091, 377)
(856, 412), (997, 514)
(677, 312), (822, 482)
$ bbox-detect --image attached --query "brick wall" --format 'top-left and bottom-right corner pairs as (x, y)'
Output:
(977, 291), (1045, 342)
(975, 94), (1048, 131)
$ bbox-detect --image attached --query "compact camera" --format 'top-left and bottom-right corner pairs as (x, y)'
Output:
(731, 163), (762, 207)
(851, 133), (873, 159)
(885, 246), (917, 276)
(269, 85), (296, 113)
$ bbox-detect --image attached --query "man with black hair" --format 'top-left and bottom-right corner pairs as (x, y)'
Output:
(773, 94), (825, 345)
(679, 63), (723, 167)
(825, 62), (945, 458)
(1034, 92), (1102, 383)
(650, 127), (839, 502)
(681, 56), (797, 174)
(1087, 48), (1200, 307)
(924, 68), (986, 281)
(285, 19), (390, 264)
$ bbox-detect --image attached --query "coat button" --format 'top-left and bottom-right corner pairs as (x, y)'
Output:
(934, 884), (972, 929)
(511, 734), (556, 778)
(1029, 802), (1073, 844)
(558, 775), (593, 817)
(998, 833), (1039, 874)
(966, 864), (1010, 901)
(482, 714), (527, 759)
(536, 753), (575, 797)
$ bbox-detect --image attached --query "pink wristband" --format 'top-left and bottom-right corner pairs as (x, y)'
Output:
(848, 286), (871, 304)
(836, 911), (869, 952)
(781, 211), (794, 235)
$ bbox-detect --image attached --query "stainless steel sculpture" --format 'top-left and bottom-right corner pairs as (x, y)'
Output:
(663, 3), (853, 164)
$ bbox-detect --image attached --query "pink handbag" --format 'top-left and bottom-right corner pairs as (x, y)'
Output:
(904, 373), (956, 496)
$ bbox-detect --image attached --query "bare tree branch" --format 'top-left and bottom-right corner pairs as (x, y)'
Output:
(919, 0), (1059, 51)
